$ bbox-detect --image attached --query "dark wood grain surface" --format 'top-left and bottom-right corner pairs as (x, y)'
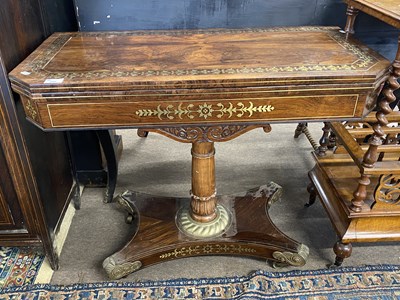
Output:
(9, 27), (390, 129)
(10, 27), (389, 89)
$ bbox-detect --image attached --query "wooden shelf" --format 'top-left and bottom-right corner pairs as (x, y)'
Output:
(329, 122), (400, 174)
(310, 152), (400, 243)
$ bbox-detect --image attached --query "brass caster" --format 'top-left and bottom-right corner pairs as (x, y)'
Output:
(270, 260), (289, 269)
(125, 214), (134, 224)
(327, 263), (340, 269)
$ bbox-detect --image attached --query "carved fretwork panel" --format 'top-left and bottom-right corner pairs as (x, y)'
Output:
(374, 174), (400, 205)
(141, 125), (271, 143)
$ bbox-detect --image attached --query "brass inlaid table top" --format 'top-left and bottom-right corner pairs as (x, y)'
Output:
(344, 0), (400, 28)
(9, 26), (389, 129)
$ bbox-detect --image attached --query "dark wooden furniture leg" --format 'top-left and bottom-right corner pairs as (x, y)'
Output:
(137, 129), (149, 137)
(96, 130), (118, 203)
(66, 132), (82, 209)
(294, 123), (307, 138)
(342, 6), (359, 38)
(316, 122), (331, 156)
(294, 123), (319, 150)
(332, 241), (352, 267)
(305, 182), (317, 207)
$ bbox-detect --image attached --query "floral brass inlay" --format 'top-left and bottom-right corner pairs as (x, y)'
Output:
(135, 102), (275, 120)
(23, 27), (378, 80)
(160, 244), (256, 259)
(25, 100), (37, 120)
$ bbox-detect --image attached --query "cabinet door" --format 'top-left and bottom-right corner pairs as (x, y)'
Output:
(0, 131), (24, 230)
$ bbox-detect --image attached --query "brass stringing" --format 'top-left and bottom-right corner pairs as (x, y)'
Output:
(160, 244), (256, 259)
(135, 102), (275, 120)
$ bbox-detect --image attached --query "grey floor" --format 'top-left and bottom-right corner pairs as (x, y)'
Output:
(51, 123), (400, 284)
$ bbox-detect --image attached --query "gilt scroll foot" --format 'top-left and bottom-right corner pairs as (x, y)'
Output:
(103, 256), (142, 280)
(271, 244), (309, 268)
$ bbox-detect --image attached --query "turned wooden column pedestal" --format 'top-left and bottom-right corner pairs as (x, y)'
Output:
(102, 126), (309, 280)
(177, 142), (231, 238)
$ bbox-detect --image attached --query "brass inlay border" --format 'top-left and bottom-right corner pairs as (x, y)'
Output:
(136, 102), (274, 120)
(24, 27), (377, 80)
(46, 94), (360, 128)
(160, 244), (256, 259)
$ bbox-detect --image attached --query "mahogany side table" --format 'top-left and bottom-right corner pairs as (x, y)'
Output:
(9, 27), (390, 279)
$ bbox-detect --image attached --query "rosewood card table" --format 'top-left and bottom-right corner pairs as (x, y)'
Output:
(9, 27), (390, 279)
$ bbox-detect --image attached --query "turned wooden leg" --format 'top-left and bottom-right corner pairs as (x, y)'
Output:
(137, 129), (149, 138)
(295, 123), (319, 150)
(332, 241), (352, 267)
(328, 131), (337, 149)
(305, 182), (317, 207)
(342, 6), (359, 39)
(317, 122), (330, 156)
(66, 132), (81, 210)
(96, 130), (118, 203)
(294, 123), (307, 138)
(351, 174), (371, 212)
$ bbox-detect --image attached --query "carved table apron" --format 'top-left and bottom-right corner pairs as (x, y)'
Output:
(9, 27), (390, 279)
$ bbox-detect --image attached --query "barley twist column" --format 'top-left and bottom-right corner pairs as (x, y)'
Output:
(351, 36), (400, 212)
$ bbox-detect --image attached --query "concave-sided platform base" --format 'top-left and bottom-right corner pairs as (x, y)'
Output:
(103, 182), (309, 280)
